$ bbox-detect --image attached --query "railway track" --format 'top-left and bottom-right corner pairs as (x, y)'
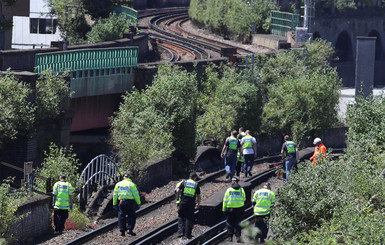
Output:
(64, 156), (281, 245)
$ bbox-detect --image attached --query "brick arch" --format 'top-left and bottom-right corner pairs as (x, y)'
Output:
(368, 29), (384, 60)
(335, 31), (354, 62)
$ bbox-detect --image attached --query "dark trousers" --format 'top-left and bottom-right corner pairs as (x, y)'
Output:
(243, 154), (255, 175)
(118, 199), (137, 232)
(226, 207), (243, 237)
(178, 203), (195, 237)
(255, 214), (269, 239)
(53, 208), (68, 232)
(236, 161), (243, 177)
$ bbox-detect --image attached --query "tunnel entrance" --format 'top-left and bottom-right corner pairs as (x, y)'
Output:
(335, 31), (354, 62)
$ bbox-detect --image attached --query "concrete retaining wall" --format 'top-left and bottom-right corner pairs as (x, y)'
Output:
(138, 156), (173, 192)
(11, 195), (51, 244)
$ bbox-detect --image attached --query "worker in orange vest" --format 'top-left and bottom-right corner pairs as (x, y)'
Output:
(310, 137), (327, 165)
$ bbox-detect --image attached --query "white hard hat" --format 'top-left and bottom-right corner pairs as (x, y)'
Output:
(313, 137), (322, 145)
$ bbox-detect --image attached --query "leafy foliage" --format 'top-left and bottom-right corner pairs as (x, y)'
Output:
(111, 64), (198, 175)
(66, 206), (90, 230)
(36, 70), (71, 119)
(86, 12), (135, 43)
(189, 0), (278, 36)
(196, 63), (263, 145)
(0, 178), (28, 242)
(46, 0), (90, 44)
(34, 143), (81, 194)
(258, 40), (341, 145)
(270, 95), (385, 244)
(0, 71), (35, 147)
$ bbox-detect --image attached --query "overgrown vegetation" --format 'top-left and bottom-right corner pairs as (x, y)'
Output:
(111, 64), (198, 175)
(257, 40), (341, 145)
(196, 64), (263, 145)
(86, 13), (135, 43)
(0, 70), (71, 149)
(0, 71), (35, 148)
(34, 143), (81, 194)
(189, 0), (278, 37)
(0, 178), (28, 242)
(269, 94), (385, 244)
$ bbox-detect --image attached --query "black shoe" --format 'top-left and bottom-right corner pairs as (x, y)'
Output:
(58, 231), (63, 235)
(226, 173), (231, 179)
(226, 236), (233, 242)
(128, 230), (136, 236)
(248, 171), (252, 176)
(186, 235), (192, 239)
(260, 238), (265, 243)
(120, 231), (125, 236)
(178, 234), (184, 238)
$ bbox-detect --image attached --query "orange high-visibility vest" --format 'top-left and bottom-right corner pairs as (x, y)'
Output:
(310, 143), (327, 165)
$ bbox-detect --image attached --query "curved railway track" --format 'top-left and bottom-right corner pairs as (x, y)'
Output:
(64, 156), (282, 245)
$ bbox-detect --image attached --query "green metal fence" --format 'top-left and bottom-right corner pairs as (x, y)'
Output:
(35, 47), (138, 98)
(113, 5), (138, 24)
(270, 11), (300, 37)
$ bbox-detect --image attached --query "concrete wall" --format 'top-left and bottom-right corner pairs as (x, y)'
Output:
(11, 195), (51, 244)
(138, 157), (173, 192)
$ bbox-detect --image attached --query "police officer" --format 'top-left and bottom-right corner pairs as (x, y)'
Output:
(252, 182), (276, 243)
(222, 177), (246, 243)
(113, 173), (141, 237)
(176, 172), (201, 239)
(281, 135), (299, 182)
(241, 130), (257, 177)
(52, 175), (74, 234)
(221, 130), (242, 180)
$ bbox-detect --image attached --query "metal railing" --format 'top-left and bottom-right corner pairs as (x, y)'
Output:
(270, 10), (300, 37)
(79, 154), (120, 209)
(113, 5), (138, 23)
(35, 46), (138, 74)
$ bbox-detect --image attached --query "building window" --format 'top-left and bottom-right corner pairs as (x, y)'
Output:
(30, 18), (58, 34)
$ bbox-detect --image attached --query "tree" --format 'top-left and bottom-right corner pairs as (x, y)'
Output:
(36, 70), (71, 119)
(86, 12), (135, 43)
(34, 143), (81, 193)
(259, 40), (341, 145)
(0, 70), (35, 148)
(196, 63), (263, 145)
(111, 64), (198, 175)
(46, 0), (90, 44)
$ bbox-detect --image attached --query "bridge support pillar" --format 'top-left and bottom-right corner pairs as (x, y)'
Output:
(355, 36), (376, 98)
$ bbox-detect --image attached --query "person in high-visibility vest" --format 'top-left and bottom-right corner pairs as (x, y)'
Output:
(52, 175), (74, 234)
(222, 177), (246, 243)
(238, 127), (246, 137)
(221, 130), (242, 181)
(310, 137), (327, 166)
(176, 172), (201, 239)
(252, 182), (275, 243)
(236, 133), (245, 177)
(113, 173), (141, 237)
(281, 135), (299, 182)
(241, 130), (257, 177)
(175, 180), (184, 206)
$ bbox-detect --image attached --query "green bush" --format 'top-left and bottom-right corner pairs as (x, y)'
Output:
(86, 12), (135, 43)
(189, 0), (278, 36)
(111, 64), (198, 174)
(258, 40), (341, 145)
(0, 70), (35, 147)
(0, 178), (29, 242)
(34, 143), (81, 194)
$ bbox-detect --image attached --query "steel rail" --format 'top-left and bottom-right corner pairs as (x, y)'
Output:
(64, 169), (226, 245)
(129, 167), (280, 245)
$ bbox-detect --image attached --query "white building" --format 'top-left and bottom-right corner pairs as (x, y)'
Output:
(11, 0), (62, 49)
